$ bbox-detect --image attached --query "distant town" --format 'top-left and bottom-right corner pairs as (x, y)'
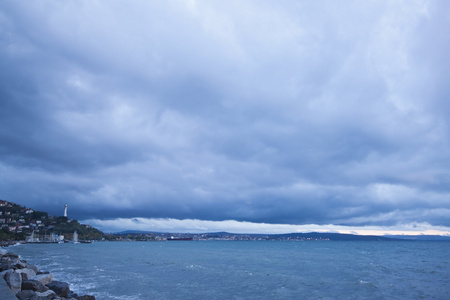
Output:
(109, 231), (333, 242)
(0, 199), (367, 244)
(0, 199), (103, 245)
(1, 199), (449, 246)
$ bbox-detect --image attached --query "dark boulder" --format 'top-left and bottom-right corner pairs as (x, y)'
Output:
(1, 256), (20, 266)
(67, 290), (79, 299)
(4, 252), (19, 259)
(20, 272), (29, 281)
(16, 289), (37, 300)
(77, 295), (96, 300)
(14, 261), (28, 269)
(0, 262), (13, 272)
(35, 290), (59, 299)
(47, 280), (70, 297)
(22, 279), (48, 292)
(17, 290), (59, 299)
(37, 271), (50, 275)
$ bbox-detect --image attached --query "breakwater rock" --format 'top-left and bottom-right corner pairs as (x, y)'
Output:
(1, 248), (95, 300)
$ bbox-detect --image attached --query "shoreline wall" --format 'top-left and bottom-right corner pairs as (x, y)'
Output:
(1, 247), (95, 300)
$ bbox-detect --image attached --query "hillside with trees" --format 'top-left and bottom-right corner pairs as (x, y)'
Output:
(0, 199), (103, 245)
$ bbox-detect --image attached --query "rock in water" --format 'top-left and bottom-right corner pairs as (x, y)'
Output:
(5, 270), (22, 291)
(3, 252), (19, 259)
(16, 268), (37, 280)
(29, 273), (53, 286)
(0, 262), (13, 272)
(26, 264), (40, 274)
(36, 289), (58, 298)
(21, 279), (48, 292)
(15, 289), (37, 300)
(77, 295), (96, 300)
(67, 290), (79, 298)
(14, 261), (28, 269)
(17, 289), (59, 300)
(47, 280), (70, 297)
(2, 250), (96, 299)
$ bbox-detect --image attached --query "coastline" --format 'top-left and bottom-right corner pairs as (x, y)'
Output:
(1, 245), (95, 300)
(2, 240), (448, 299)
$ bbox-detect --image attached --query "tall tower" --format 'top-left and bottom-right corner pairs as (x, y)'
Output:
(64, 204), (68, 217)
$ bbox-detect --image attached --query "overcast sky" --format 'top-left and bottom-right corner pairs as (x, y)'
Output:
(1, 1), (449, 234)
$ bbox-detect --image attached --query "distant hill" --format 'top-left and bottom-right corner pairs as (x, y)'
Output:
(109, 231), (409, 241)
(110, 231), (450, 241)
(201, 231), (400, 241)
(0, 199), (104, 242)
(115, 230), (155, 235)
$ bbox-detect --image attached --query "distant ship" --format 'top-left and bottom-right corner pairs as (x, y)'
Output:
(166, 236), (193, 241)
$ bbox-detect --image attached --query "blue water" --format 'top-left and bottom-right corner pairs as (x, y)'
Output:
(10, 241), (450, 299)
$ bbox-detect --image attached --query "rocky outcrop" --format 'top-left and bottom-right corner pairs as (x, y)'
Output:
(16, 268), (37, 280)
(30, 273), (54, 286)
(47, 281), (70, 298)
(22, 279), (48, 292)
(76, 296), (95, 300)
(5, 270), (22, 291)
(16, 289), (59, 300)
(1, 249), (95, 300)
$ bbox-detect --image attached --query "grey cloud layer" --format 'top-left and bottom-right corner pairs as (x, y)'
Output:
(1, 1), (449, 227)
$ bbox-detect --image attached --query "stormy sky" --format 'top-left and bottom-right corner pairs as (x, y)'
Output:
(1, 1), (450, 234)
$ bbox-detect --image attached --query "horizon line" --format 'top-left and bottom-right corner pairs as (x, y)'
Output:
(80, 217), (450, 237)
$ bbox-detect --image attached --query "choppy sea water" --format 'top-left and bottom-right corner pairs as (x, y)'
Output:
(10, 240), (450, 299)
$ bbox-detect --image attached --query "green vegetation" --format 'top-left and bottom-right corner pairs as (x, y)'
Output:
(0, 227), (26, 241)
(0, 199), (104, 242)
(51, 219), (104, 240)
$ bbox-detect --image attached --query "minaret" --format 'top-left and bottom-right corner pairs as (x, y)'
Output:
(64, 204), (68, 217)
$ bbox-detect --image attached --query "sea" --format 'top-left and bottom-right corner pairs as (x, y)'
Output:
(9, 240), (450, 300)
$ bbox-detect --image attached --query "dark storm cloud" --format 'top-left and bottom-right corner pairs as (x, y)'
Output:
(1, 0), (450, 231)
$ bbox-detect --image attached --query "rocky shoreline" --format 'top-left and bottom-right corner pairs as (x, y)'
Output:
(1, 248), (95, 300)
